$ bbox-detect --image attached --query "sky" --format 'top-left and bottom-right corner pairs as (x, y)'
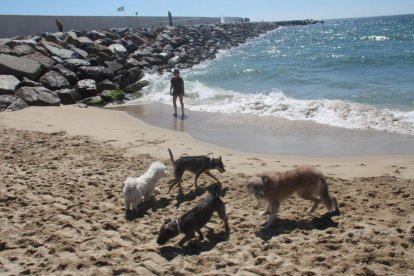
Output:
(0, 0), (414, 21)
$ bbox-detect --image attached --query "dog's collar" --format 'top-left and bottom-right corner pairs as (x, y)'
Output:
(175, 219), (181, 233)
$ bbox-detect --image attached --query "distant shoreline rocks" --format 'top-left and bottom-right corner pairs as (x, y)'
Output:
(0, 20), (322, 112)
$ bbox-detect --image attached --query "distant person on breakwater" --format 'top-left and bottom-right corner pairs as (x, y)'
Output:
(56, 18), (63, 32)
(170, 68), (185, 118)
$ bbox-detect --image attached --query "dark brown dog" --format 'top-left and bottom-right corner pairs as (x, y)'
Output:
(157, 183), (230, 246)
(247, 165), (340, 228)
(168, 148), (225, 193)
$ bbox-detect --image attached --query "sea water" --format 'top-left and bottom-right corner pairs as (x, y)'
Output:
(126, 14), (414, 136)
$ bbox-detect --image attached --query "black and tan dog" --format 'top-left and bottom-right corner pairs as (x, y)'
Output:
(168, 148), (225, 194)
(157, 183), (230, 246)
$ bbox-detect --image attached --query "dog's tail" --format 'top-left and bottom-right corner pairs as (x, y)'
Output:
(168, 148), (176, 167)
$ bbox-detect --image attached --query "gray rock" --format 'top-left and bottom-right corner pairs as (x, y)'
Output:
(124, 79), (149, 93)
(0, 94), (28, 111)
(56, 88), (82, 104)
(0, 45), (12, 55)
(125, 58), (140, 69)
(20, 77), (43, 87)
(87, 31), (106, 41)
(41, 42), (79, 59)
(97, 80), (119, 92)
(39, 71), (70, 90)
(6, 98), (29, 111)
(24, 52), (56, 71)
(108, 43), (127, 54)
(61, 58), (90, 71)
(75, 79), (97, 98)
(12, 44), (36, 56)
(15, 86), (60, 106)
(68, 45), (88, 58)
(104, 61), (123, 73)
(113, 67), (144, 89)
(52, 64), (78, 85)
(0, 75), (21, 94)
(0, 54), (42, 80)
(77, 66), (114, 82)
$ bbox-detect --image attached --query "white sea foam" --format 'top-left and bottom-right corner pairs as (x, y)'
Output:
(125, 74), (414, 136)
(361, 35), (389, 41)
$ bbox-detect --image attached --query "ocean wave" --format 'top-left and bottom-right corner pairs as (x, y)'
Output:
(125, 75), (414, 136)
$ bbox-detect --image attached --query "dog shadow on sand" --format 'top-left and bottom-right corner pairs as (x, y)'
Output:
(159, 227), (230, 261)
(174, 186), (208, 208)
(256, 212), (339, 242)
(126, 197), (172, 221)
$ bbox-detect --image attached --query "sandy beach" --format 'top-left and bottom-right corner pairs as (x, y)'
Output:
(1, 105), (414, 275)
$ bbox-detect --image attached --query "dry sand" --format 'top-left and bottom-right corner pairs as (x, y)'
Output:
(1, 106), (414, 275)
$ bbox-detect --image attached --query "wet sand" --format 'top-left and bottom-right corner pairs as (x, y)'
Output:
(113, 103), (414, 156)
(1, 106), (414, 275)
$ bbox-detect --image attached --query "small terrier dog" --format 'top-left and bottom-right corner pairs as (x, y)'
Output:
(246, 165), (340, 228)
(157, 183), (230, 246)
(168, 148), (225, 194)
(123, 161), (167, 216)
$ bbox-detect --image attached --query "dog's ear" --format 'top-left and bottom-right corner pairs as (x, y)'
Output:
(164, 218), (171, 224)
(261, 175), (270, 188)
(219, 156), (222, 160)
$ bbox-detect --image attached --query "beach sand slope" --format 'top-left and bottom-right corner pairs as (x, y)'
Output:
(1, 127), (413, 275)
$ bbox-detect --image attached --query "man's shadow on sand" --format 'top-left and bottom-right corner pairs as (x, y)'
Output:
(159, 227), (230, 261)
(126, 197), (172, 221)
(256, 212), (339, 242)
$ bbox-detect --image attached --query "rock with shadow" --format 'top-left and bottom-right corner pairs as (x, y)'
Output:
(158, 227), (229, 261)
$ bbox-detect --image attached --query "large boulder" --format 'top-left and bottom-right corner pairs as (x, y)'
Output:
(75, 79), (97, 98)
(12, 44), (36, 56)
(0, 94), (28, 111)
(61, 58), (91, 71)
(124, 79), (149, 94)
(0, 75), (21, 94)
(0, 54), (42, 80)
(15, 86), (60, 106)
(77, 66), (114, 82)
(24, 52), (56, 72)
(113, 67), (143, 89)
(39, 71), (70, 90)
(108, 43), (127, 54)
(56, 88), (82, 104)
(41, 42), (80, 59)
(97, 79), (119, 92)
(52, 64), (78, 85)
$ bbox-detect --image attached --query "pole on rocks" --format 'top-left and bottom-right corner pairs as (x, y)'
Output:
(168, 11), (173, 26)
(135, 12), (138, 29)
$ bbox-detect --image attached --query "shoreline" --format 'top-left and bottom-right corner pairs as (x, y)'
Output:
(1, 105), (413, 179)
(111, 103), (414, 157)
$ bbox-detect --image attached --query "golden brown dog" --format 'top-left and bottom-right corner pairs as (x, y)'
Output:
(246, 165), (339, 228)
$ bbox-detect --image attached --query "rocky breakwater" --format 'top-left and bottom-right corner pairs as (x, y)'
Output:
(0, 22), (280, 112)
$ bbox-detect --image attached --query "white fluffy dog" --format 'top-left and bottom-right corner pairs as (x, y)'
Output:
(123, 161), (167, 213)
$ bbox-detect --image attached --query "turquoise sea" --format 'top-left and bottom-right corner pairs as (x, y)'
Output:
(127, 14), (414, 136)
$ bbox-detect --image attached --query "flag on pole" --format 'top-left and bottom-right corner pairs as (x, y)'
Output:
(117, 6), (125, 12)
